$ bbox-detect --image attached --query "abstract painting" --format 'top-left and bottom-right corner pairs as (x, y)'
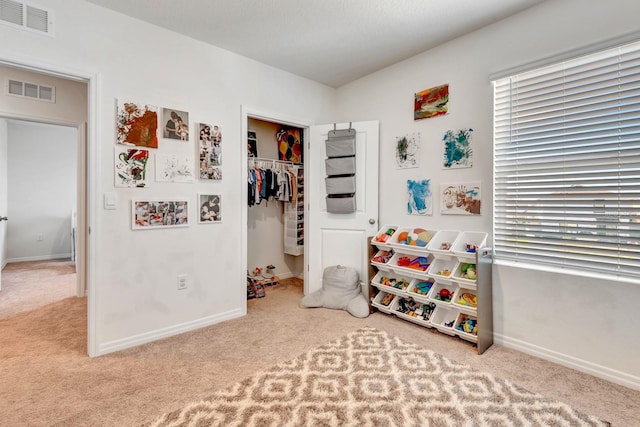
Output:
(395, 133), (420, 169)
(407, 179), (433, 215)
(440, 182), (481, 215)
(116, 100), (158, 148)
(199, 122), (223, 180)
(277, 128), (302, 163)
(414, 84), (449, 120)
(198, 194), (222, 224)
(132, 200), (189, 229)
(162, 107), (190, 141)
(155, 153), (194, 183)
(114, 147), (149, 188)
(443, 128), (473, 169)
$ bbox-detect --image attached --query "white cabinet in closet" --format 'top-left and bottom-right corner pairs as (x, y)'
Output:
(369, 225), (493, 354)
(284, 166), (304, 256)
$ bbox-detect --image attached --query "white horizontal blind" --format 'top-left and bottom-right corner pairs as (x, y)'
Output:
(493, 40), (640, 279)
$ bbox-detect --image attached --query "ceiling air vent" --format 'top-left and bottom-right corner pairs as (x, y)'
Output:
(6, 79), (56, 102)
(0, 0), (53, 35)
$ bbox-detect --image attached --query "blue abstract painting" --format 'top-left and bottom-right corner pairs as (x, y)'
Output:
(442, 128), (473, 169)
(407, 179), (433, 215)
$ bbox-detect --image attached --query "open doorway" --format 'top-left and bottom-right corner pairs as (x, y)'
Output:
(0, 63), (89, 323)
(0, 120), (79, 317)
(242, 107), (310, 305)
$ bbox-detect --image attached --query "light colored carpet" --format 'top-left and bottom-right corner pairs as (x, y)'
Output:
(149, 327), (610, 426)
(0, 259), (77, 318)
(0, 275), (638, 426)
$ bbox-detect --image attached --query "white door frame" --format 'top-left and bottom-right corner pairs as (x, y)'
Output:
(240, 106), (313, 301)
(0, 55), (98, 357)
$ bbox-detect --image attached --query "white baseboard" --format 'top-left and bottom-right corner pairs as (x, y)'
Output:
(97, 308), (244, 356)
(494, 333), (640, 391)
(6, 253), (71, 263)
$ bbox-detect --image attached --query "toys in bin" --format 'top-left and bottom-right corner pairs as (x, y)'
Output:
(372, 250), (393, 264)
(412, 281), (433, 295)
(456, 316), (478, 335)
(380, 276), (410, 290)
(396, 228), (432, 247)
(456, 292), (477, 308)
(459, 263), (477, 280)
(374, 228), (395, 243)
(434, 288), (453, 303)
(396, 256), (430, 271)
(396, 297), (437, 321)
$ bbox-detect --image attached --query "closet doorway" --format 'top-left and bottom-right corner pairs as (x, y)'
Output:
(246, 116), (305, 300)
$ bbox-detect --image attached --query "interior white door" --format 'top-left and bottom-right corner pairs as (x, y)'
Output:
(306, 120), (379, 297)
(0, 122), (6, 290)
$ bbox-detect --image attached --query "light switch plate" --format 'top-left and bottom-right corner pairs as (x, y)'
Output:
(104, 192), (117, 210)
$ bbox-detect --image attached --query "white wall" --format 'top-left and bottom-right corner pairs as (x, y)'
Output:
(336, 0), (640, 388)
(0, 0), (336, 354)
(6, 120), (77, 262)
(0, 64), (88, 124)
(247, 118), (304, 278)
(0, 118), (7, 270)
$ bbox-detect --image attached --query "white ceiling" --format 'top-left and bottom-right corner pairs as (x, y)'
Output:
(83, 0), (546, 87)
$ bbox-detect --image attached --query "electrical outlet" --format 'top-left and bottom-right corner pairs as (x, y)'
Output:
(36, 233), (44, 242)
(177, 274), (188, 290)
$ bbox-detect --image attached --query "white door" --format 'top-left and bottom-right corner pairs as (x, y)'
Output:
(306, 120), (379, 297)
(0, 120), (7, 290)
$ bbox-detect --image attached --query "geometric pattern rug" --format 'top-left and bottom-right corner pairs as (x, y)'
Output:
(148, 327), (610, 427)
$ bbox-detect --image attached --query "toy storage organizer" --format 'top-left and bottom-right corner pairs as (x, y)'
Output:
(369, 226), (493, 355)
(325, 124), (356, 213)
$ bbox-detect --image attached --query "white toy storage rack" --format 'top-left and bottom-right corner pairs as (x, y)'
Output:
(368, 225), (493, 355)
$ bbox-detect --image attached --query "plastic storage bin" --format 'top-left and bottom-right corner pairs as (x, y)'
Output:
(452, 261), (478, 287)
(452, 288), (478, 313)
(370, 249), (394, 270)
(430, 306), (459, 336)
(388, 252), (433, 278)
(454, 312), (479, 343)
(388, 227), (435, 254)
(428, 281), (458, 306)
(405, 279), (435, 304)
(371, 291), (396, 314)
(427, 258), (458, 281)
(427, 230), (461, 257)
(371, 225), (397, 249)
(391, 296), (437, 327)
(370, 271), (412, 297)
(451, 231), (488, 259)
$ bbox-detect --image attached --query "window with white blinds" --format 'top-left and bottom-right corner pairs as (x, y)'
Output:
(493, 40), (640, 280)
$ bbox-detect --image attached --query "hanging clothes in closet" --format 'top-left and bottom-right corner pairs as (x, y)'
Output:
(248, 158), (299, 207)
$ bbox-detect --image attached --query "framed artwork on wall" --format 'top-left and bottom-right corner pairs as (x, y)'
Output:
(199, 122), (223, 180)
(248, 130), (258, 158)
(440, 182), (481, 215)
(162, 107), (190, 141)
(132, 199), (189, 229)
(442, 128), (473, 169)
(414, 84), (449, 120)
(407, 179), (433, 215)
(155, 153), (195, 183)
(198, 193), (222, 224)
(395, 133), (420, 169)
(114, 147), (150, 188)
(116, 99), (158, 148)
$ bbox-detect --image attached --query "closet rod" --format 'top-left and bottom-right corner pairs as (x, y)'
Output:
(249, 157), (302, 167)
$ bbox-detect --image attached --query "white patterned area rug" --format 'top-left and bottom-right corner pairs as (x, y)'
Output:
(148, 327), (610, 427)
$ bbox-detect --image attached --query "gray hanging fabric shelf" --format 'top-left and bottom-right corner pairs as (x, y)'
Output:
(325, 124), (356, 214)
